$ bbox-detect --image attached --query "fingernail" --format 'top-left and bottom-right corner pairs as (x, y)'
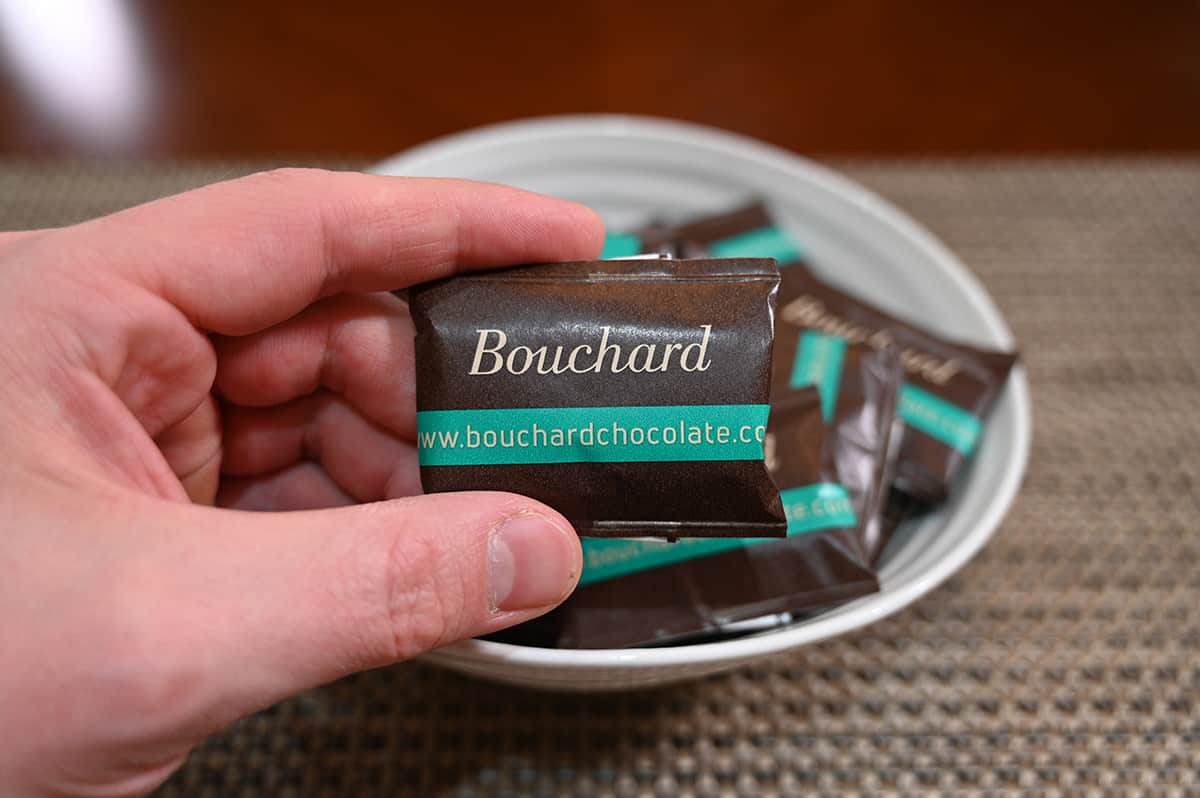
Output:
(489, 513), (579, 612)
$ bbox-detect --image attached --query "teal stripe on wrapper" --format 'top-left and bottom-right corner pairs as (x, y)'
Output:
(708, 226), (802, 264)
(416, 404), (770, 467)
(599, 232), (642, 259)
(898, 383), (983, 455)
(578, 483), (857, 585)
(789, 330), (846, 421)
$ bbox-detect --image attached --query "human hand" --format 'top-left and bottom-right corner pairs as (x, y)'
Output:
(0, 169), (602, 797)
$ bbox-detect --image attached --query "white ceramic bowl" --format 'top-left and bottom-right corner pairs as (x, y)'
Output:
(372, 115), (1031, 692)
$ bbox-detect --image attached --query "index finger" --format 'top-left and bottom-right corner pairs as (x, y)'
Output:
(62, 168), (604, 335)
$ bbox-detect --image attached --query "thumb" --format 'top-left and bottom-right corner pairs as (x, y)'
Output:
(149, 491), (579, 723)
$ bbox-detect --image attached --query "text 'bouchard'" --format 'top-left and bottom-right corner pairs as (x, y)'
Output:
(468, 326), (714, 376)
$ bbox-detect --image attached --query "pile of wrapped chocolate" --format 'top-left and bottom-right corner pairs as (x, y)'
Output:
(408, 201), (1017, 649)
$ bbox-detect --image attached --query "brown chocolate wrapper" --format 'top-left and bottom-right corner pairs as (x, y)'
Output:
(630, 201), (809, 268)
(775, 268), (1018, 504)
(776, 341), (906, 565)
(408, 258), (786, 539)
(872, 487), (934, 565)
(490, 374), (897, 649)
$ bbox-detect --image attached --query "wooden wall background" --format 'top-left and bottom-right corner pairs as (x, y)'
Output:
(1, 1), (1198, 157)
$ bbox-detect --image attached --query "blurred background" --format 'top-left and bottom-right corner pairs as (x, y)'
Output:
(1, 0), (1198, 159)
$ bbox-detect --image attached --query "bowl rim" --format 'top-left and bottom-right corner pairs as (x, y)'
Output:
(371, 114), (1032, 671)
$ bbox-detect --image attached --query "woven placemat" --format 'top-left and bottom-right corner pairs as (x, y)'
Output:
(3, 159), (1198, 797)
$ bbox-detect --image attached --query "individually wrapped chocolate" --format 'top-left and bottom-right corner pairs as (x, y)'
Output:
(775, 269), (1018, 503)
(599, 221), (680, 259)
(773, 334), (905, 563)
(492, 375), (898, 649)
(602, 201), (807, 267)
(408, 258), (787, 538)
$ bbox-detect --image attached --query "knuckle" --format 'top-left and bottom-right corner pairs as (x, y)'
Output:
(380, 526), (463, 659)
(338, 509), (470, 662)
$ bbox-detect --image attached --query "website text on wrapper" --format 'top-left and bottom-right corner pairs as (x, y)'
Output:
(419, 420), (767, 453)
